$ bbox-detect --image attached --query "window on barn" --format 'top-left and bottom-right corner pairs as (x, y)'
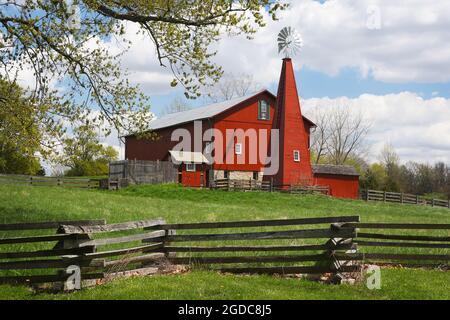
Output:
(186, 163), (196, 172)
(293, 150), (300, 162)
(253, 172), (259, 180)
(235, 143), (242, 155)
(224, 171), (229, 179)
(258, 100), (270, 120)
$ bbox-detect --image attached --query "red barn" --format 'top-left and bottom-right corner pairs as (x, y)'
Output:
(125, 58), (360, 199)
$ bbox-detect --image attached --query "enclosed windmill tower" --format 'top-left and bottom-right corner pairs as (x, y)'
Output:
(268, 27), (313, 187)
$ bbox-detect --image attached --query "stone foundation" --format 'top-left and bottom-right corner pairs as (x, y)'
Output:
(213, 170), (263, 181)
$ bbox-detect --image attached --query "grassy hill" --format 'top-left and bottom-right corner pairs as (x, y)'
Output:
(0, 184), (449, 300)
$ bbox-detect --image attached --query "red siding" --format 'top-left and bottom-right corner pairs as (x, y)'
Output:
(268, 58), (313, 187)
(314, 174), (359, 199)
(125, 121), (210, 161)
(180, 164), (207, 188)
(212, 92), (276, 172)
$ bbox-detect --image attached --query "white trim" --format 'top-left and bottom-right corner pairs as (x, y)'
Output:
(293, 150), (300, 162)
(235, 143), (243, 155)
(186, 163), (196, 172)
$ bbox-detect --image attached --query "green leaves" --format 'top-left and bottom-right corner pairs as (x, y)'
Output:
(1, 0), (284, 155)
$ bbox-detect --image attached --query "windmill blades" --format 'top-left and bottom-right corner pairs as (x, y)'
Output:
(277, 27), (303, 58)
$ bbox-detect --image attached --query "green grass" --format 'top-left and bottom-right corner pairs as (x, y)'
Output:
(0, 184), (449, 300)
(0, 269), (449, 300)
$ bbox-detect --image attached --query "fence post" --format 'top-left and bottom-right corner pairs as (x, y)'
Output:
(432, 199), (435, 207)
(365, 189), (369, 201)
(383, 191), (386, 202)
(400, 193), (404, 204)
(55, 227), (96, 291)
(29, 176), (33, 186)
(326, 222), (358, 284)
(270, 178), (273, 192)
(416, 195), (419, 205)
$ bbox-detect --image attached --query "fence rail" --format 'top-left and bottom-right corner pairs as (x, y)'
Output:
(109, 160), (178, 185)
(362, 189), (450, 209)
(1, 216), (449, 290)
(213, 179), (329, 195)
(0, 174), (101, 189)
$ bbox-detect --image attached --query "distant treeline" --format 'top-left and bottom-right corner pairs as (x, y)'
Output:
(360, 161), (450, 200)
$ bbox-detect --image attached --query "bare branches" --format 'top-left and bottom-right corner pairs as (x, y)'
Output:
(0, 0), (285, 158)
(309, 105), (371, 165)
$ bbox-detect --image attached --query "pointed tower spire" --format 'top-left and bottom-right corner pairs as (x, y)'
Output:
(271, 58), (313, 187)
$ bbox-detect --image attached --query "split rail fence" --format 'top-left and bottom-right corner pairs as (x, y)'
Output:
(0, 216), (448, 289)
(0, 174), (100, 189)
(362, 189), (450, 209)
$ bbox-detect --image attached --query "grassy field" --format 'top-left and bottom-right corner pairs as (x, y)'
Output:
(0, 184), (449, 300)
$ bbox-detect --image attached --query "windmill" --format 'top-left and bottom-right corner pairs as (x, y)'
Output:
(277, 27), (303, 58)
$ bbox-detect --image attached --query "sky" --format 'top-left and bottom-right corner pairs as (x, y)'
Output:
(16, 0), (450, 166)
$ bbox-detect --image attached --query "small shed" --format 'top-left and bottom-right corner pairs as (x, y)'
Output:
(169, 151), (211, 188)
(312, 165), (360, 199)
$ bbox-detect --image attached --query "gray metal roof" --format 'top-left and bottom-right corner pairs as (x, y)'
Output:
(148, 89), (270, 131)
(126, 89), (316, 135)
(312, 164), (359, 176)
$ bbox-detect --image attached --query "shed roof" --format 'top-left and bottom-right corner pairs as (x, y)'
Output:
(127, 89), (315, 135)
(169, 150), (210, 164)
(312, 164), (359, 176)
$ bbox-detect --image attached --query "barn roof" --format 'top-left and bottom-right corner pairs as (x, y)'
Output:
(312, 164), (359, 176)
(126, 89), (315, 135)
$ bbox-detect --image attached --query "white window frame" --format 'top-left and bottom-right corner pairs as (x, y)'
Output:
(258, 100), (270, 121)
(186, 163), (196, 172)
(293, 150), (300, 162)
(235, 143), (243, 155)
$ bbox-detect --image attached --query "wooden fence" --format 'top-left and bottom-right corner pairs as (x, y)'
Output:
(362, 189), (450, 209)
(213, 179), (329, 195)
(213, 179), (272, 191)
(0, 174), (100, 189)
(0, 216), (360, 288)
(109, 160), (178, 185)
(1, 216), (448, 290)
(350, 222), (450, 268)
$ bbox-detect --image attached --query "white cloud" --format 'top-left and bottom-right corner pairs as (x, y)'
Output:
(212, 0), (450, 85)
(302, 92), (450, 164)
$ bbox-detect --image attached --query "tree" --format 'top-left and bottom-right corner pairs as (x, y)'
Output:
(161, 97), (192, 116)
(204, 73), (260, 103)
(309, 107), (331, 164)
(0, 77), (45, 174)
(59, 125), (118, 176)
(378, 143), (401, 192)
(309, 105), (371, 165)
(0, 1), (286, 145)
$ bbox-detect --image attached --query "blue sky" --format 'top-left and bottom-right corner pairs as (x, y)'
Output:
(17, 0), (447, 166)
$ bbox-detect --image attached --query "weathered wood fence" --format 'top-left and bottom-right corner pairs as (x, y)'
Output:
(1, 216), (448, 290)
(0, 174), (100, 189)
(109, 160), (178, 185)
(0, 216), (360, 288)
(350, 222), (450, 268)
(213, 179), (272, 192)
(213, 179), (329, 195)
(362, 189), (450, 209)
